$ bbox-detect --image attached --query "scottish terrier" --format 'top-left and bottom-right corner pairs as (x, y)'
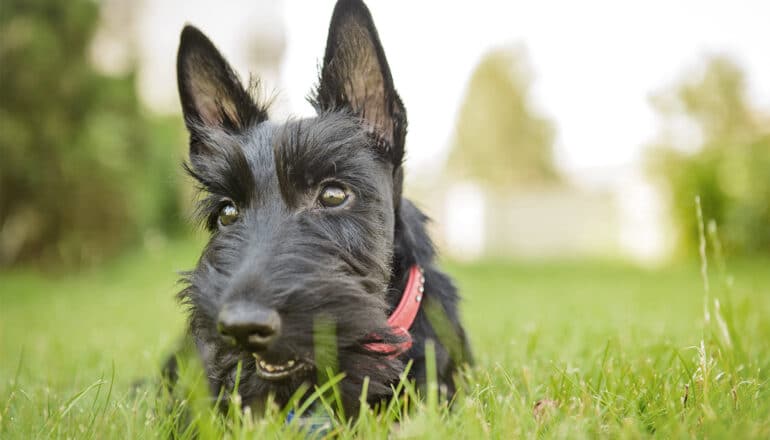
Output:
(172, 0), (472, 417)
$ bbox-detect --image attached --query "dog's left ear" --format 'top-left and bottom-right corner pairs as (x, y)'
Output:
(314, 0), (407, 169)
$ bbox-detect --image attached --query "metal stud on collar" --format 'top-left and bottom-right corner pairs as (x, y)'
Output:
(416, 269), (425, 302)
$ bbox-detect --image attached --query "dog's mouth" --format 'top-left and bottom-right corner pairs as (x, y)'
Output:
(253, 354), (310, 380)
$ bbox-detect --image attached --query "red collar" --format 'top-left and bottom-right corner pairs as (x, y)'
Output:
(365, 265), (424, 356)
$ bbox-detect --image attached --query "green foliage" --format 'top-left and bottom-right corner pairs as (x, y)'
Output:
(446, 47), (559, 187)
(2, 240), (770, 438)
(648, 56), (770, 256)
(0, 0), (186, 267)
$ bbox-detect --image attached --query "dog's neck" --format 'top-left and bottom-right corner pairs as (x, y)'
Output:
(386, 198), (435, 312)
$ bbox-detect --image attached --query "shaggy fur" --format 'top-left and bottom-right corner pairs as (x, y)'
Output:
(171, 0), (472, 417)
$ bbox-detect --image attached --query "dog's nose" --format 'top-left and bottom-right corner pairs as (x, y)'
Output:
(217, 303), (281, 351)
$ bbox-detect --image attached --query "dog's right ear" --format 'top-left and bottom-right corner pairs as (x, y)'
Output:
(177, 25), (266, 153)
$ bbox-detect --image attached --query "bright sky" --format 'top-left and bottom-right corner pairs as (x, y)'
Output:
(137, 0), (770, 183)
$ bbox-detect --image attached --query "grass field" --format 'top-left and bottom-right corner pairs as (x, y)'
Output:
(1, 239), (769, 438)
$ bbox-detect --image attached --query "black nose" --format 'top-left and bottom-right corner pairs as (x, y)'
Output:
(217, 303), (281, 351)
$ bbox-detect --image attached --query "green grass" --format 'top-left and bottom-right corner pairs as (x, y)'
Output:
(1, 240), (769, 438)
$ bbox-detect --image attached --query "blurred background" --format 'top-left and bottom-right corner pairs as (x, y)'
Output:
(2, 3), (770, 436)
(2, 0), (769, 268)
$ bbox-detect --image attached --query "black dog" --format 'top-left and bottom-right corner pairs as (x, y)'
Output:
(173, 0), (472, 417)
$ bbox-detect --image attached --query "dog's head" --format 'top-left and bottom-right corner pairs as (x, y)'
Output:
(176, 0), (408, 411)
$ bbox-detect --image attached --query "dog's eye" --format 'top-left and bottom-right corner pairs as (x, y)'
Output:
(319, 185), (348, 208)
(218, 202), (239, 226)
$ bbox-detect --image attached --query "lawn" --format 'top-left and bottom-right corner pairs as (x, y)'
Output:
(1, 240), (769, 438)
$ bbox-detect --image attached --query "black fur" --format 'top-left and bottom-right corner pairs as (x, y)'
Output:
(172, 0), (472, 417)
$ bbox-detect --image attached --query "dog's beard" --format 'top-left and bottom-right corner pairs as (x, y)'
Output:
(198, 325), (405, 415)
(182, 270), (405, 415)
(209, 344), (404, 415)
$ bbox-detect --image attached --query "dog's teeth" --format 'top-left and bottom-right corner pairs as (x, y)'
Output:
(256, 358), (301, 375)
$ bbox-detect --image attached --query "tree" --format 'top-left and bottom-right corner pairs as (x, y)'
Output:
(647, 56), (770, 256)
(446, 47), (559, 187)
(0, 0), (184, 267)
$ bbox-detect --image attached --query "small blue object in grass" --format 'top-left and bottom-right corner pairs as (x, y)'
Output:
(286, 409), (333, 437)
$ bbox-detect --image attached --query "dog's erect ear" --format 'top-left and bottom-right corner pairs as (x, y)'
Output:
(177, 25), (266, 148)
(314, 0), (407, 166)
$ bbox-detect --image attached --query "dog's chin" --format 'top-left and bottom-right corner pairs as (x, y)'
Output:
(252, 353), (312, 381)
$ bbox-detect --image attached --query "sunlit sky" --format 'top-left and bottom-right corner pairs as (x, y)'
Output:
(135, 0), (770, 184)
